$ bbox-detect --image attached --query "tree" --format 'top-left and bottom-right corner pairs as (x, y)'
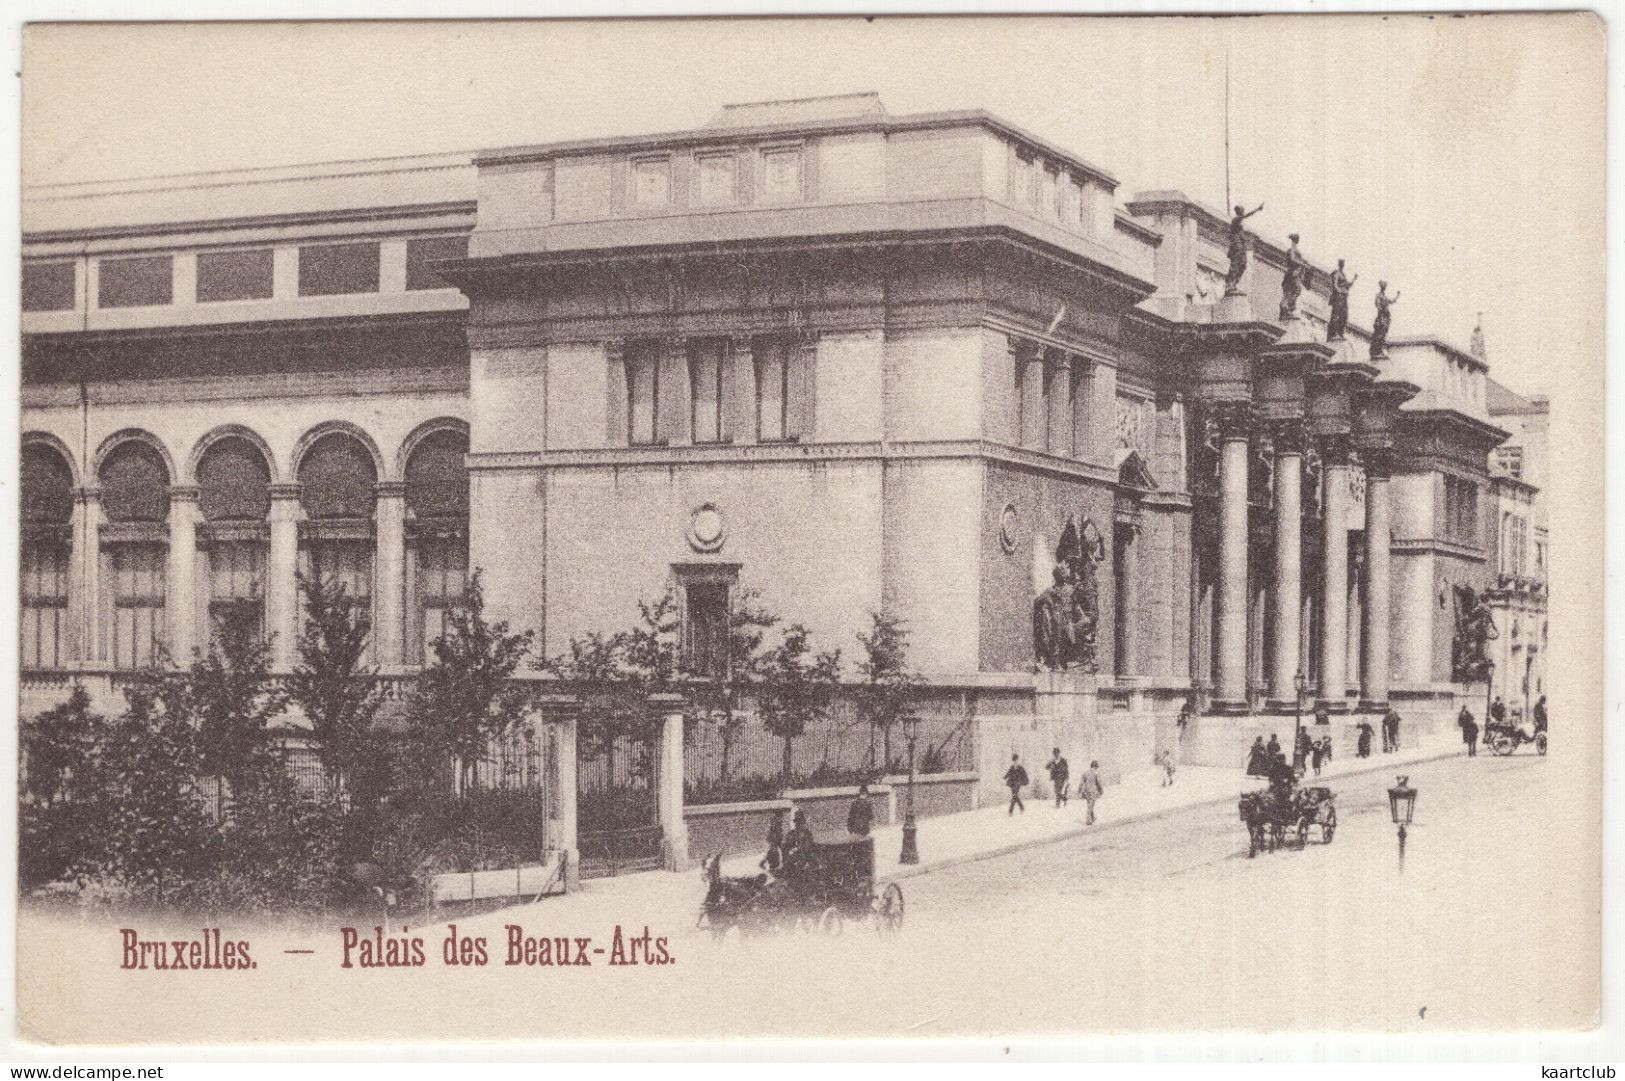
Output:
(547, 589), (677, 773)
(756, 624), (842, 785)
(155, 609), (289, 795)
(685, 586), (778, 784)
(854, 609), (923, 774)
(285, 574), (388, 801)
(80, 682), (217, 903)
(20, 687), (105, 888)
(404, 570), (536, 793)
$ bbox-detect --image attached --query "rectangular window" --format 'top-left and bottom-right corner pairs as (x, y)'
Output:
(629, 156), (672, 207)
(297, 242), (381, 297)
(208, 541), (266, 646)
(689, 340), (726, 444)
(303, 541), (374, 661)
(695, 152), (737, 205)
(21, 542), (69, 668)
(626, 342), (661, 446)
(405, 236), (469, 291)
(98, 256), (173, 309)
(197, 249), (274, 303)
(683, 581), (730, 679)
(23, 261), (76, 312)
(109, 544), (166, 669)
(755, 341), (788, 442)
(759, 147), (803, 203)
(415, 536), (468, 663)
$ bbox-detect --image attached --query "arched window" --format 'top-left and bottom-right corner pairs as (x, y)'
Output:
(21, 443), (73, 668)
(405, 428), (468, 663)
(198, 437), (271, 647)
(297, 432), (377, 652)
(98, 440), (169, 669)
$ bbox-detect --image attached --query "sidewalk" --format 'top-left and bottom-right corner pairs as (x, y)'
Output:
(714, 724), (1465, 884)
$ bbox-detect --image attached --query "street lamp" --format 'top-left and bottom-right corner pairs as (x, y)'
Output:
(1387, 774), (1417, 872)
(1292, 669), (1310, 773)
(1483, 660), (1496, 747)
(899, 714), (921, 865)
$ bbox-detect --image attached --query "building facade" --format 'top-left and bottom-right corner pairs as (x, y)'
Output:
(21, 93), (1524, 870)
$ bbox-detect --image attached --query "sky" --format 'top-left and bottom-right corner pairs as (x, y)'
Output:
(20, 15), (1606, 397)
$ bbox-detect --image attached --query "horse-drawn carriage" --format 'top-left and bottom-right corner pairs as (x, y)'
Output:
(1485, 722), (1547, 757)
(698, 835), (905, 938)
(1238, 783), (1337, 857)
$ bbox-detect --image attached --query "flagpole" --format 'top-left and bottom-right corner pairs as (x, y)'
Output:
(1224, 43), (1232, 211)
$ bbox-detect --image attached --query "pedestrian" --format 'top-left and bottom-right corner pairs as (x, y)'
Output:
(1309, 738), (1325, 777)
(1245, 736), (1269, 777)
(1356, 721), (1373, 758)
(1266, 733), (1282, 764)
(1533, 695), (1549, 734)
(1003, 753), (1029, 816)
(1459, 706), (1479, 757)
(1079, 760), (1105, 825)
(1154, 748), (1176, 787)
(846, 782), (874, 837)
(1045, 747), (1070, 809)
(1387, 708), (1402, 753)
(1177, 696), (1194, 738)
(1321, 734), (1333, 765)
(1294, 728), (1312, 772)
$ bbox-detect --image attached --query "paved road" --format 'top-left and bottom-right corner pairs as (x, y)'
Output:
(21, 748), (1593, 1043)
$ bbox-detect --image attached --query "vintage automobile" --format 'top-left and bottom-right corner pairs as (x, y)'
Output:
(697, 835), (905, 938)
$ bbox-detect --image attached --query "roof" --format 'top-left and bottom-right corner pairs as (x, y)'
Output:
(1486, 377), (1547, 415)
(23, 152), (477, 238)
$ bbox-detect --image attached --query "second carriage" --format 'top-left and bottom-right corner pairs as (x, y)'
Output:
(698, 834), (905, 938)
(1238, 783), (1337, 857)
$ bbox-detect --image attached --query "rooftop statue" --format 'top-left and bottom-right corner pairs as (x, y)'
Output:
(1279, 233), (1306, 320)
(1327, 259), (1359, 341)
(1370, 281), (1400, 359)
(1225, 202), (1264, 296)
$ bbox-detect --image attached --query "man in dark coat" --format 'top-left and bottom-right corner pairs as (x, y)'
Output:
(1003, 754), (1029, 816)
(1266, 733), (1282, 764)
(1246, 736), (1269, 777)
(1533, 695), (1549, 734)
(783, 809), (815, 874)
(1458, 706), (1479, 757)
(1045, 748), (1070, 809)
(1356, 721), (1373, 758)
(846, 783), (874, 837)
(1490, 697), (1507, 726)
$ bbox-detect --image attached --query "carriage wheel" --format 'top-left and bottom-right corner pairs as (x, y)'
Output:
(1491, 733), (1515, 756)
(1536, 733), (1548, 756)
(818, 906), (845, 936)
(1322, 807), (1337, 844)
(876, 882), (904, 934)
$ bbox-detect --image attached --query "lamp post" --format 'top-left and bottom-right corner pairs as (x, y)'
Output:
(899, 714), (920, 865)
(1483, 661), (1496, 747)
(1387, 774), (1417, 872)
(1292, 668), (1309, 773)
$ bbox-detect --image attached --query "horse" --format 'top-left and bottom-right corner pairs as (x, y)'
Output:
(697, 851), (776, 939)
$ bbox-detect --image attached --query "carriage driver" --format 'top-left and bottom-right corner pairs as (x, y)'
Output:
(782, 809), (816, 877)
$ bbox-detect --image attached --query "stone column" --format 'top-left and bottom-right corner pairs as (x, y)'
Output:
(1269, 422), (1305, 704)
(1047, 352), (1073, 457)
(1214, 402), (1252, 710)
(373, 481), (406, 668)
(74, 487), (102, 664)
(1318, 438), (1352, 709)
(267, 483), (302, 671)
(1118, 522), (1140, 678)
(166, 486), (200, 665)
(654, 698), (690, 871)
(553, 714), (580, 890)
(1020, 344), (1047, 450)
(1360, 451), (1393, 710)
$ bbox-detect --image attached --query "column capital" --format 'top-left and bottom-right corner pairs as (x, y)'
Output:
(1212, 400), (1254, 441)
(168, 485), (201, 503)
(74, 486), (101, 505)
(1047, 350), (1072, 373)
(1272, 418), (1310, 455)
(1363, 448), (1394, 479)
(604, 337), (626, 365)
(374, 480), (407, 499)
(1318, 433), (1354, 467)
(268, 482), (304, 502)
(727, 332), (755, 354)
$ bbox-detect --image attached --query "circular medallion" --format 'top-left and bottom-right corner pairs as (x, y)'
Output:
(688, 503), (726, 553)
(998, 503), (1019, 554)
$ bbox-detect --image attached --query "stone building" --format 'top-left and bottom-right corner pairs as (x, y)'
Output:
(20, 93), (1520, 874)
